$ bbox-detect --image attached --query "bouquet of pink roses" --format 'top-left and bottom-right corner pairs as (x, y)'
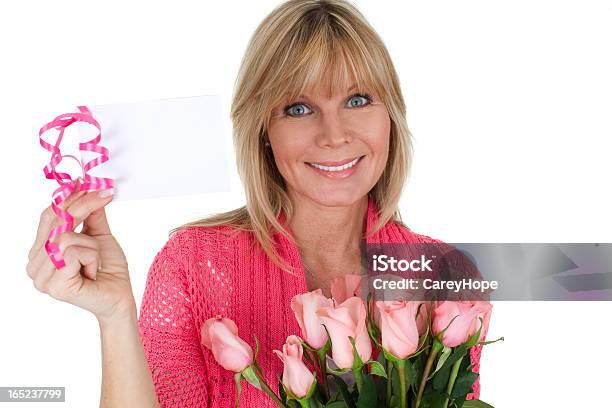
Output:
(201, 275), (502, 408)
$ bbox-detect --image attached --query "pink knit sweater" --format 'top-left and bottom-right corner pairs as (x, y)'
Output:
(137, 197), (485, 407)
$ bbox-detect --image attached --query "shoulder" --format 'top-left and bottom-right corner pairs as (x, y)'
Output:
(162, 224), (252, 269)
(388, 221), (485, 281)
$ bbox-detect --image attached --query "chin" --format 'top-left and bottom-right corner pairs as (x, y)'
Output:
(307, 187), (368, 208)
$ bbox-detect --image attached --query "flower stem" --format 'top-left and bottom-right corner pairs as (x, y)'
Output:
(386, 360), (393, 407)
(252, 364), (287, 407)
(316, 348), (330, 400)
(442, 356), (463, 408)
(395, 359), (408, 408)
(415, 339), (443, 408)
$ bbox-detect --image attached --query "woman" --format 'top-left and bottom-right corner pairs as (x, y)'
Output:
(26, 0), (486, 406)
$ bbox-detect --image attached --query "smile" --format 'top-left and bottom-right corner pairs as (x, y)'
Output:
(305, 155), (365, 178)
(306, 156), (363, 172)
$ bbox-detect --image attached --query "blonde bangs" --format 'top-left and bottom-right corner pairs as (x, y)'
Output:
(263, 13), (386, 130)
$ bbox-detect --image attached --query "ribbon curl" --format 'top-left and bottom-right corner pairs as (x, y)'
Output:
(38, 106), (114, 269)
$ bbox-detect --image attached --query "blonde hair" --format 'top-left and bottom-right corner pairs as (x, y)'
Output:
(169, 0), (413, 273)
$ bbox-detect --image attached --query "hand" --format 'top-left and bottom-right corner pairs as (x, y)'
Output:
(27, 180), (136, 325)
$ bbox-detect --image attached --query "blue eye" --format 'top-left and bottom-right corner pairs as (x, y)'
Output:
(283, 93), (373, 118)
(286, 104), (311, 117)
(348, 94), (371, 107)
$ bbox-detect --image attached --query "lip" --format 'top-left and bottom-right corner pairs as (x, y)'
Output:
(307, 156), (360, 166)
(305, 155), (365, 179)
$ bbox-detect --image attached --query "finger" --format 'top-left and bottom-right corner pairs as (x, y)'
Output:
(46, 246), (99, 301)
(62, 245), (99, 280)
(29, 231), (99, 289)
(33, 188), (112, 259)
(30, 253), (56, 293)
(81, 204), (112, 236)
(54, 231), (100, 255)
(29, 179), (87, 260)
(59, 189), (114, 236)
(27, 242), (53, 281)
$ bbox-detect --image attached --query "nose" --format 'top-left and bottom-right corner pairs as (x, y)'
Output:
(315, 110), (353, 148)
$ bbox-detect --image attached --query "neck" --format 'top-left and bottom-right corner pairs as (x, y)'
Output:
(287, 193), (369, 256)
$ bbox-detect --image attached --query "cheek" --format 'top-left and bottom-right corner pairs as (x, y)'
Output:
(267, 126), (310, 175)
(273, 139), (307, 167)
(361, 112), (391, 158)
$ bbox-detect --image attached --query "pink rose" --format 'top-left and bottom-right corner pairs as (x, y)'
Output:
(282, 334), (304, 359)
(201, 316), (253, 372)
(317, 297), (372, 369)
(375, 300), (426, 359)
(432, 301), (492, 347)
(330, 274), (363, 304)
(291, 289), (334, 349)
(374, 300), (430, 337)
(274, 335), (315, 399)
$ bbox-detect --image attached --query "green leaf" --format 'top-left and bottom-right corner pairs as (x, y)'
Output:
(329, 374), (356, 408)
(434, 346), (453, 373)
(477, 336), (504, 346)
(391, 364), (401, 398)
(356, 374), (376, 408)
(367, 360), (387, 378)
(348, 336), (364, 370)
(325, 402), (348, 408)
(454, 395), (467, 408)
(404, 359), (417, 388)
(462, 400), (494, 408)
(431, 346), (452, 377)
(241, 365), (262, 390)
(450, 372), (479, 399)
(382, 348), (402, 363)
(465, 317), (484, 347)
(326, 366), (350, 376)
(432, 363), (450, 392)
(429, 344), (468, 381)
(373, 373), (387, 406)
(422, 387), (448, 407)
(410, 353), (425, 397)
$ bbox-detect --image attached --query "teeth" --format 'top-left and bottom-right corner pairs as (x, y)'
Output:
(309, 157), (360, 172)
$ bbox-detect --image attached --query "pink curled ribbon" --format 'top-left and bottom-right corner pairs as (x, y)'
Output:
(38, 106), (114, 269)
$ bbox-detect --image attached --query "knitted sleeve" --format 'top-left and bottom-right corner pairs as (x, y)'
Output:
(138, 230), (209, 407)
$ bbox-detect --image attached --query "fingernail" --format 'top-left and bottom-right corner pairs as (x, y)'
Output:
(98, 188), (114, 198)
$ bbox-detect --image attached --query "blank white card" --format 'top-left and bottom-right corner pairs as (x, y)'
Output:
(77, 95), (231, 201)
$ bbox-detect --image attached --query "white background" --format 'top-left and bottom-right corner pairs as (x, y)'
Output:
(1, 0), (611, 406)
